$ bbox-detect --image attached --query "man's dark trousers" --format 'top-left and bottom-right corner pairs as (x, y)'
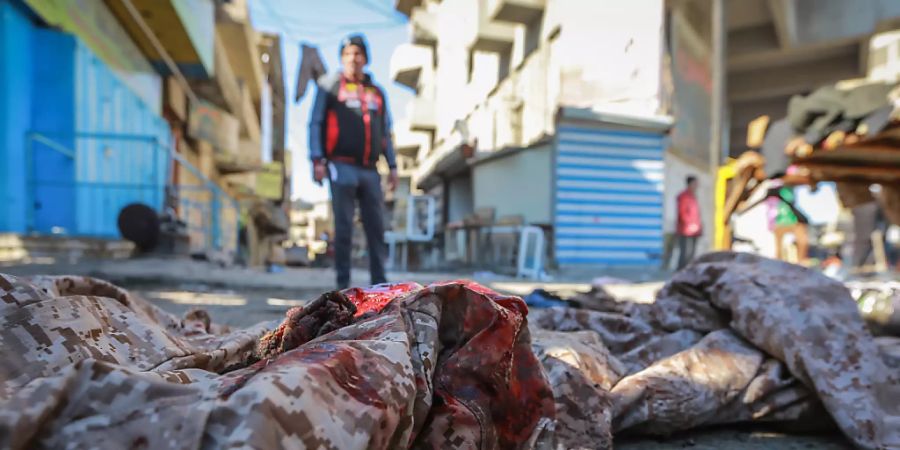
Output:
(329, 162), (387, 289)
(677, 234), (698, 270)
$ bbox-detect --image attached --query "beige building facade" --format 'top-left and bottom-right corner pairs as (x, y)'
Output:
(389, 0), (900, 270)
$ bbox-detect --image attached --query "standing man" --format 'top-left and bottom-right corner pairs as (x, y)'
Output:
(309, 34), (398, 289)
(676, 176), (702, 269)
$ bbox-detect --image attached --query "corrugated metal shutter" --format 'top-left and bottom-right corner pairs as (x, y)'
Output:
(554, 123), (665, 266)
(23, 27), (169, 238)
(74, 40), (169, 237)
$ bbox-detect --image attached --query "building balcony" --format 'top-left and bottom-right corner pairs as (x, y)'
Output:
(462, 0), (516, 53)
(190, 33), (242, 115)
(393, 121), (431, 160)
(486, 0), (545, 24)
(412, 118), (477, 189)
(413, 143), (470, 191)
(188, 99), (260, 175)
(408, 96), (437, 132)
(390, 44), (433, 91)
(104, 0), (216, 78)
(221, 171), (257, 198)
(396, 155), (418, 178)
(215, 0), (264, 104)
(395, 0), (423, 16)
(409, 7), (437, 46)
(216, 139), (262, 175)
(239, 83), (261, 142)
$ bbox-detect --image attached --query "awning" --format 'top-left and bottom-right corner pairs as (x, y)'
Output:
(559, 107), (674, 132)
(417, 146), (471, 191)
(103, 0), (215, 78)
(467, 135), (553, 167)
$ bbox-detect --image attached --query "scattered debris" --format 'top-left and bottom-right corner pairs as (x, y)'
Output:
(524, 289), (578, 308)
(849, 280), (900, 335)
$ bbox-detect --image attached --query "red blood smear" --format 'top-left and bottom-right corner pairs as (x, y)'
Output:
(343, 282), (423, 317)
(429, 279), (503, 297)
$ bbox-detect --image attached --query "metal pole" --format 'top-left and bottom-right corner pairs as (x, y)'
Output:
(120, 0), (198, 105)
(710, 0), (727, 171)
(708, 0), (728, 253)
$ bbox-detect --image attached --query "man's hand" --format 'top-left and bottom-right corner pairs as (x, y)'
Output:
(388, 169), (399, 192)
(313, 160), (327, 185)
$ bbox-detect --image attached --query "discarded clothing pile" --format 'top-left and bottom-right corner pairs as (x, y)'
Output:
(530, 253), (900, 449)
(0, 275), (554, 449)
(1, 252), (899, 449)
(787, 82), (898, 146)
(758, 81), (899, 177)
(523, 288), (580, 309)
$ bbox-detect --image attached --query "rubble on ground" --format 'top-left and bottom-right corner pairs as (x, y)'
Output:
(1, 252), (898, 449)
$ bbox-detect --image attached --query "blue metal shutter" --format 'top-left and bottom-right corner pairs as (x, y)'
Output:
(74, 39), (169, 237)
(554, 124), (665, 266)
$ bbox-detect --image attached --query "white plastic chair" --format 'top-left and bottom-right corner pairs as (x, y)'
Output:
(386, 195), (435, 272)
(516, 226), (544, 280)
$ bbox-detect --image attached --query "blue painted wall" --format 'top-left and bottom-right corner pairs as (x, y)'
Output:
(0, 0), (33, 233)
(0, 0), (170, 237)
(72, 41), (169, 236)
(31, 29), (76, 233)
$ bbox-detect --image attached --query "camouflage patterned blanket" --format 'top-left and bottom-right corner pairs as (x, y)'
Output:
(530, 252), (900, 449)
(0, 275), (554, 449)
(1, 252), (898, 449)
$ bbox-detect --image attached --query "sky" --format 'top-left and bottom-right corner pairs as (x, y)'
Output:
(249, 0), (414, 203)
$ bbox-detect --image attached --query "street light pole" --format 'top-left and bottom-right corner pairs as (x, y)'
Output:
(707, 0), (728, 251)
(710, 0), (727, 173)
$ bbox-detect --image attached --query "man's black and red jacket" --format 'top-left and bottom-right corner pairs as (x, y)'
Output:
(308, 72), (397, 169)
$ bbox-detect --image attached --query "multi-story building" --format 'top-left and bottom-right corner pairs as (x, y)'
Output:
(390, 0), (900, 271)
(288, 200), (333, 260)
(391, 0), (671, 270)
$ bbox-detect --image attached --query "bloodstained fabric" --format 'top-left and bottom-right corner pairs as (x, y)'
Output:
(1, 252), (899, 449)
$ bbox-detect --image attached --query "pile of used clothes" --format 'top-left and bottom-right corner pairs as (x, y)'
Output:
(755, 81), (898, 179)
(787, 82), (898, 149)
(755, 81), (900, 227)
(1, 252), (899, 449)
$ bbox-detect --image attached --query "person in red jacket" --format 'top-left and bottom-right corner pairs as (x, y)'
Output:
(676, 176), (702, 269)
(309, 34), (397, 289)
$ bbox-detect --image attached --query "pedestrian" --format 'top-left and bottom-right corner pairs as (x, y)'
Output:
(676, 175), (702, 269)
(308, 34), (398, 289)
(771, 186), (809, 264)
